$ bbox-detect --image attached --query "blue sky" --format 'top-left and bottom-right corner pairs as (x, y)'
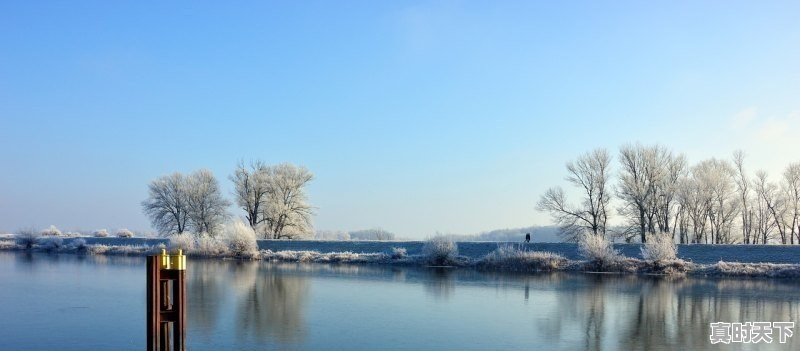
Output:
(1, 1), (799, 237)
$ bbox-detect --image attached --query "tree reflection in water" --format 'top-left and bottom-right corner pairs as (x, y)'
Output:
(527, 274), (800, 351)
(232, 261), (309, 345)
(423, 267), (455, 301)
(5, 252), (800, 351)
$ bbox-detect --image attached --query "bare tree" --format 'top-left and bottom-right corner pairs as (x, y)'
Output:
(142, 173), (191, 235)
(780, 162), (800, 244)
(349, 228), (395, 241)
(616, 143), (673, 243)
(537, 148), (611, 242)
(676, 176), (709, 244)
(693, 158), (739, 244)
(753, 170), (779, 244)
(230, 161), (271, 229)
(186, 169), (230, 236)
(732, 150), (754, 244)
(143, 170), (231, 236)
(260, 163), (315, 239)
(654, 151), (687, 236)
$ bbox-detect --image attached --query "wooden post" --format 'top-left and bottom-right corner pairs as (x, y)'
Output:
(147, 250), (186, 351)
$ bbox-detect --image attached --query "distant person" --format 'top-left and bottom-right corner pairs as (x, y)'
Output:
(525, 233), (530, 243)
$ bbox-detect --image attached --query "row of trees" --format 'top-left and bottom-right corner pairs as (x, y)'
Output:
(538, 144), (800, 244)
(142, 162), (314, 239)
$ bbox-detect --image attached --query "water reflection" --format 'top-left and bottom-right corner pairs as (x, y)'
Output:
(6, 252), (798, 351)
(523, 274), (800, 351)
(234, 263), (309, 345)
(423, 268), (455, 301)
(179, 259), (800, 350)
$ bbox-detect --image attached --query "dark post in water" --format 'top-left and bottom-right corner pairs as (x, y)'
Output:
(147, 249), (187, 351)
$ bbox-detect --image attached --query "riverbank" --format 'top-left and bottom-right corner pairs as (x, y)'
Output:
(2, 236), (800, 278)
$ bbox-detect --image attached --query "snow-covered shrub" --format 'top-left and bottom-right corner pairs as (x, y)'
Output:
(93, 229), (109, 238)
(480, 245), (568, 271)
(16, 229), (39, 249)
(116, 229), (134, 238)
(89, 244), (111, 255)
(0, 239), (16, 250)
(169, 232), (195, 252)
(259, 249), (386, 264)
(40, 225), (62, 236)
(38, 236), (63, 251)
(70, 238), (88, 252)
(149, 243), (167, 255)
(578, 233), (621, 264)
(641, 232), (677, 262)
(390, 247), (407, 259)
(110, 245), (148, 256)
(195, 233), (229, 257)
(224, 221), (258, 258)
(700, 261), (800, 278)
(422, 235), (459, 266)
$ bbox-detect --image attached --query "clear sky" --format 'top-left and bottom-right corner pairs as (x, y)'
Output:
(1, 1), (799, 238)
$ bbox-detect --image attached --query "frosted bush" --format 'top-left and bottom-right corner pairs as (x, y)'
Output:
(169, 232), (195, 252)
(110, 245), (148, 255)
(38, 236), (63, 251)
(40, 225), (62, 237)
(116, 229), (134, 238)
(641, 232), (677, 262)
(422, 235), (458, 266)
(480, 245), (568, 271)
(89, 244), (111, 255)
(70, 238), (88, 252)
(16, 229), (39, 249)
(149, 243), (167, 255)
(578, 234), (621, 264)
(390, 247), (407, 259)
(259, 249), (386, 264)
(702, 261), (800, 278)
(93, 229), (109, 238)
(0, 239), (16, 250)
(224, 221), (258, 258)
(195, 233), (229, 257)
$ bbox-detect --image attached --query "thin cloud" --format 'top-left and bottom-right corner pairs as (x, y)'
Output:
(731, 106), (758, 129)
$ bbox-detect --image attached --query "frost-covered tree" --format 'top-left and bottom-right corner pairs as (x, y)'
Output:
(616, 144), (681, 243)
(692, 158), (739, 244)
(654, 151), (687, 237)
(143, 170), (230, 236)
(676, 176), (709, 243)
(315, 230), (350, 240)
(733, 150), (755, 244)
(230, 161), (271, 229)
(537, 148), (611, 241)
(349, 228), (395, 241)
(186, 169), (230, 236)
(753, 170), (779, 244)
(40, 225), (62, 237)
(142, 173), (191, 235)
(780, 162), (800, 244)
(260, 163), (314, 239)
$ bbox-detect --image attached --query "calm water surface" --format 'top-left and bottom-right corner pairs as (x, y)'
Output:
(1, 252), (798, 351)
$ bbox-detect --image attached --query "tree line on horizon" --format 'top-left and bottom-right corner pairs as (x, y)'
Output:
(142, 161), (314, 239)
(538, 143), (800, 245)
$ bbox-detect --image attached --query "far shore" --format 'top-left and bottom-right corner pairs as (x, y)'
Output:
(3, 236), (800, 279)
